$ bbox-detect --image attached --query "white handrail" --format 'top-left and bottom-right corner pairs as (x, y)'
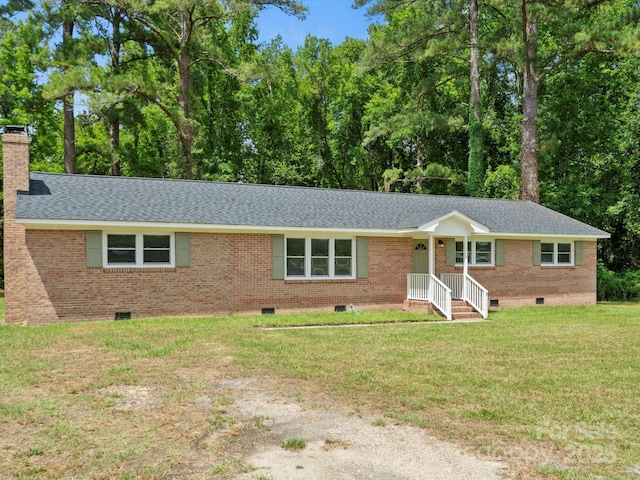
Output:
(464, 274), (489, 319)
(441, 272), (489, 319)
(407, 273), (452, 320)
(429, 274), (452, 321)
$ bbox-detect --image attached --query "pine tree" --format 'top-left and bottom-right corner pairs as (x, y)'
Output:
(357, 0), (484, 194)
(105, 0), (306, 179)
(466, 0), (484, 197)
(487, 0), (640, 202)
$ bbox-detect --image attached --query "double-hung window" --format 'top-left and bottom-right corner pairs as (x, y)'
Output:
(311, 239), (330, 276)
(105, 233), (174, 267)
(541, 242), (572, 266)
(455, 240), (493, 266)
(286, 237), (354, 279)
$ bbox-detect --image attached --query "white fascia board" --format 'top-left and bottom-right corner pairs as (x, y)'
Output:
(486, 232), (611, 241)
(15, 218), (413, 237)
(16, 218), (610, 240)
(417, 210), (490, 234)
(401, 230), (608, 241)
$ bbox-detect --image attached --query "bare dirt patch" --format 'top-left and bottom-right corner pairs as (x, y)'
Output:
(100, 385), (164, 411)
(209, 377), (507, 479)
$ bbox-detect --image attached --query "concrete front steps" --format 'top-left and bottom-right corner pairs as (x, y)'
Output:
(451, 300), (482, 320)
(404, 299), (482, 320)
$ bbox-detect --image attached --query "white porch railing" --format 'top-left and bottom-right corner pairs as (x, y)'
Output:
(441, 273), (489, 319)
(430, 275), (453, 321)
(407, 272), (430, 301)
(407, 273), (452, 321)
(441, 273), (464, 299)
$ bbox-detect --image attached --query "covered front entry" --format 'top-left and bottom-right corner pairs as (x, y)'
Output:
(406, 212), (489, 320)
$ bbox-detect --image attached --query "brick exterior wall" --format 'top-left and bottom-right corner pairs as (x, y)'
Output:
(435, 238), (598, 308)
(10, 231), (411, 324)
(6, 230), (598, 324)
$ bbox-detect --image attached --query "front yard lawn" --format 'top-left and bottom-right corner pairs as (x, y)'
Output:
(225, 304), (640, 479)
(0, 304), (638, 479)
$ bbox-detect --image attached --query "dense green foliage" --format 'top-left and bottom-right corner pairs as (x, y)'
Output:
(1, 0), (639, 284)
(598, 263), (640, 301)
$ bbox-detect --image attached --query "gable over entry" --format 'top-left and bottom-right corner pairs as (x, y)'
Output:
(405, 212), (494, 320)
(415, 210), (489, 275)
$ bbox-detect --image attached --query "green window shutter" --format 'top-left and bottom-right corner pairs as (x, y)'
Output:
(495, 239), (505, 266)
(533, 240), (541, 266)
(357, 236), (368, 278)
(445, 239), (456, 266)
(272, 235), (285, 280)
(575, 241), (584, 266)
(175, 232), (191, 267)
(86, 230), (103, 267)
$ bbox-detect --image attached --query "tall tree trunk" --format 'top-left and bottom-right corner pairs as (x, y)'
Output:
(177, 56), (194, 179)
(520, 2), (540, 203)
(63, 17), (76, 174)
(415, 135), (424, 190)
(109, 8), (121, 176)
(177, 7), (194, 179)
(467, 0), (484, 197)
(469, 0), (481, 124)
(109, 118), (121, 176)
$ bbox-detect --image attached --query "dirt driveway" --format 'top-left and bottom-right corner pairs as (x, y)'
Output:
(208, 376), (506, 480)
(1, 340), (507, 480)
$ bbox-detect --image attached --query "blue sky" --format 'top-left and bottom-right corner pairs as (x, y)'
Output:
(257, 0), (375, 48)
(0, 0), (373, 50)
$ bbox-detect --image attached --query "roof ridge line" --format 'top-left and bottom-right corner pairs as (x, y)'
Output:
(29, 171), (532, 203)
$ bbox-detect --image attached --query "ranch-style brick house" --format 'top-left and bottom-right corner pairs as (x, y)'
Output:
(2, 128), (610, 325)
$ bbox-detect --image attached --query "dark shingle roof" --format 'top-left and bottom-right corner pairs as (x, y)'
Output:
(15, 172), (608, 237)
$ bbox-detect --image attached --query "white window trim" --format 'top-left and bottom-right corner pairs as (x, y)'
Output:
(541, 241), (574, 266)
(455, 240), (495, 267)
(103, 232), (175, 268)
(285, 237), (356, 280)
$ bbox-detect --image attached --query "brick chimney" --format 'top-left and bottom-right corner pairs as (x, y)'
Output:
(2, 126), (30, 324)
(3, 125), (31, 197)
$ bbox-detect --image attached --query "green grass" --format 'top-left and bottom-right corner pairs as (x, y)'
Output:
(210, 459), (253, 475)
(0, 305), (639, 479)
(245, 309), (441, 327)
(220, 304), (640, 478)
(280, 438), (306, 451)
